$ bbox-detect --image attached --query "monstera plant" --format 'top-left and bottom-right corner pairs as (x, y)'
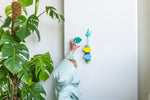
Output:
(0, 0), (64, 99)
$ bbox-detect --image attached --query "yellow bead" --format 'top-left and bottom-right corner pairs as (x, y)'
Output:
(83, 47), (91, 52)
(87, 61), (91, 63)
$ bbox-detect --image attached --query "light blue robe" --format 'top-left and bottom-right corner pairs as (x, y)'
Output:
(53, 52), (81, 100)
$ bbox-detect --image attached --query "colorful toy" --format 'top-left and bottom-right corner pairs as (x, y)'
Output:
(74, 37), (82, 46)
(74, 37), (82, 43)
(83, 29), (92, 63)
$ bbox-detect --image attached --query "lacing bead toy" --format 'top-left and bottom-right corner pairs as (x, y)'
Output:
(83, 29), (92, 63)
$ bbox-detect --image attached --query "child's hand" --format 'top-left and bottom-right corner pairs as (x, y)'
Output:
(70, 39), (80, 53)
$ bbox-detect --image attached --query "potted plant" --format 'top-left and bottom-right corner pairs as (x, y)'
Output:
(0, 0), (64, 99)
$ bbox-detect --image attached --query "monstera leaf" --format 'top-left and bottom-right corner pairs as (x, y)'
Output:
(5, 5), (12, 17)
(14, 15), (40, 41)
(17, 0), (33, 15)
(0, 17), (11, 28)
(46, 6), (65, 21)
(2, 43), (29, 74)
(22, 83), (46, 100)
(29, 52), (53, 81)
(0, 91), (7, 100)
(13, 15), (26, 28)
(18, 0), (33, 7)
(0, 30), (12, 45)
(0, 30), (13, 52)
(27, 14), (40, 41)
(17, 67), (32, 84)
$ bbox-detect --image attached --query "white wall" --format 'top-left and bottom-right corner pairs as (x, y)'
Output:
(1, 0), (150, 100)
(138, 0), (150, 100)
(0, 0), (63, 100)
(64, 0), (138, 100)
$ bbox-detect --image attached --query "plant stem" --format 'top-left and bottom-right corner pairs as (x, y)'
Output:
(38, 11), (46, 17)
(12, 75), (18, 100)
(34, 0), (39, 16)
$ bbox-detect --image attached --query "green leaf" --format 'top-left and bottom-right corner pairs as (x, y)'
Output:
(5, 5), (12, 17)
(49, 10), (54, 19)
(29, 52), (53, 81)
(27, 15), (39, 27)
(18, 0), (33, 7)
(0, 78), (8, 88)
(0, 29), (5, 45)
(16, 26), (31, 41)
(28, 14), (39, 22)
(18, 0), (33, 15)
(0, 30), (12, 45)
(23, 6), (28, 16)
(14, 15), (40, 41)
(34, 27), (40, 41)
(46, 6), (64, 22)
(27, 24), (36, 31)
(0, 91), (7, 100)
(15, 44), (29, 59)
(0, 66), (9, 90)
(0, 70), (5, 78)
(1, 17), (11, 28)
(15, 15), (26, 22)
(39, 71), (49, 81)
(27, 14), (40, 41)
(19, 68), (32, 84)
(22, 83), (46, 99)
(0, 29), (5, 40)
(18, 62), (32, 83)
(4, 56), (23, 74)
(13, 15), (26, 29)
(30, 83), (46, 94)
(54, 12), (60, 21)
(46, 6), (57, 13)
(59, 15), (65, 21)
(35, 0), (39, 3)
(34, 94), (45, 100)
(0, 28), (4, 34)
(2, 43), (29, 74)
(22, 84), (29, 99)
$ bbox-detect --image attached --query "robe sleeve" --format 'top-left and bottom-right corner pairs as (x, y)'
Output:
(65, 51), (75, 60)
(53, 51), (76, 84)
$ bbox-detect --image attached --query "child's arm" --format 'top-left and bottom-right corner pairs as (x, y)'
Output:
(65, 39), (80, 60)
(70, 39), (80, 53)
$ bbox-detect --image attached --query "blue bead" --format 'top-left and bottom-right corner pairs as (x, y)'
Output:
(85, 52), (90, 54)
(85, 45), (90, 47)
(86, 29), (92, 37)
(84, 54), (92, 60)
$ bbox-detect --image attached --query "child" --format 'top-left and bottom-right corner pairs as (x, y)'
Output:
(53, 39), (81, 100)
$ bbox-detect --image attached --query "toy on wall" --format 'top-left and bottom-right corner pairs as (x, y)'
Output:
(83, 29), (92, 63)
(74, 37), (82, 46)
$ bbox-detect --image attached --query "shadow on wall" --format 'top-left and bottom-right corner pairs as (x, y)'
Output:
(138, 0), (150, 100)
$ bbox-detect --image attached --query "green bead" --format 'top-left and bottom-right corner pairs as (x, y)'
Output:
(74, 37), (82, 43)
(86, 59), (91, 62)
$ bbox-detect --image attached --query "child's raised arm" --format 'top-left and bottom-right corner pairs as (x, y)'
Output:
(70, 39), (80, 53)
